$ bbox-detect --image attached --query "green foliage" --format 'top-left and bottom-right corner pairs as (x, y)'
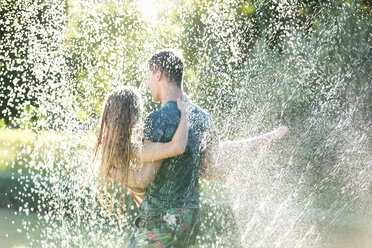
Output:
(0, 0), (67, 127)
(1, 0), (370, 128)
(63, 1), (150, 116)
(243, 4), (371, 211)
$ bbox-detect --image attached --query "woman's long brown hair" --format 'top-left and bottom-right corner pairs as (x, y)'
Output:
(81, 87), (142, 224)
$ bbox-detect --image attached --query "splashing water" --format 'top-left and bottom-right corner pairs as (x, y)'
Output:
(0, 0), (371, 247)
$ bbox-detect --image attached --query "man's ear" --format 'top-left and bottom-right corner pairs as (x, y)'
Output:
(155, 70), (162, 81)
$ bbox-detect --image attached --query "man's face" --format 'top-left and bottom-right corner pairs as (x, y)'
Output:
(147, 69), (161, 102)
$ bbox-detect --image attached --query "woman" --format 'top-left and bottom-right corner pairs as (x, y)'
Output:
(82, 86), (190, 221)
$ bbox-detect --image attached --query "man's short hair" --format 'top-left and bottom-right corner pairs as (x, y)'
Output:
(148, 49), (184, 88)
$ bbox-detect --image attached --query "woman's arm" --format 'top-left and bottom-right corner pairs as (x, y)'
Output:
(108, 98), (190, 188)
(139, 98), (190, 163)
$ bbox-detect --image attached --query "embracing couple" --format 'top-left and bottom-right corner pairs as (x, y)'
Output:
(88, 49), (288, 247)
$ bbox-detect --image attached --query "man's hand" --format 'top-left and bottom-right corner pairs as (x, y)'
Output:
(273, 126), (289, 140)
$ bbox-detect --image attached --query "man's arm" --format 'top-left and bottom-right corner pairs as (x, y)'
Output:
(200, 142), (223, 181)
(109, 140), (163, 189)
(200, 126), (289, 181)
(220, 126), (288, 153)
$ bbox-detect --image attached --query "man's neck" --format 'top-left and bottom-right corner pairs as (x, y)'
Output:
(160, 83), (183, 107)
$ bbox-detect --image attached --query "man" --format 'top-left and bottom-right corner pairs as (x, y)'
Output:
(131, 49), (218, 247)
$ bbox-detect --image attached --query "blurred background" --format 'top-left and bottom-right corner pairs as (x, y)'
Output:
(0, 0), (371, 247)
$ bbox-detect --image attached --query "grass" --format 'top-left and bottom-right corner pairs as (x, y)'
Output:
(1, 199), (371, 248)
(0, 208), (131, 248)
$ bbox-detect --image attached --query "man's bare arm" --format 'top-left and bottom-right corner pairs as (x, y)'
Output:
(127, 160), (163, 189)
(109, 140), (163, 189)
(109, 160), (163, 189)
(219, 126), (288, 154)
(201, 126), (289, 181)
(200, 142), (222, 181)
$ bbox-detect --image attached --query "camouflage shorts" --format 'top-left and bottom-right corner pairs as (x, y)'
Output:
(129, 207), (200, 248)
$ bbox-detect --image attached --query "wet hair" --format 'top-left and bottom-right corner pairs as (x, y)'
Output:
(82, 86), (142, 224)
(148, 49), (184, 88)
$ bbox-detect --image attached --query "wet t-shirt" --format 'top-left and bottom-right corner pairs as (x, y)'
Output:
(139, 101), (218, 218)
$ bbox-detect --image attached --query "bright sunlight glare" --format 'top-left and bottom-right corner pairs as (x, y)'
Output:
(137, 0), (158, 20)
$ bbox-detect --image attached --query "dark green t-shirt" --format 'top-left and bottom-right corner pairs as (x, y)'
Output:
(140, 101), (218, 218)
